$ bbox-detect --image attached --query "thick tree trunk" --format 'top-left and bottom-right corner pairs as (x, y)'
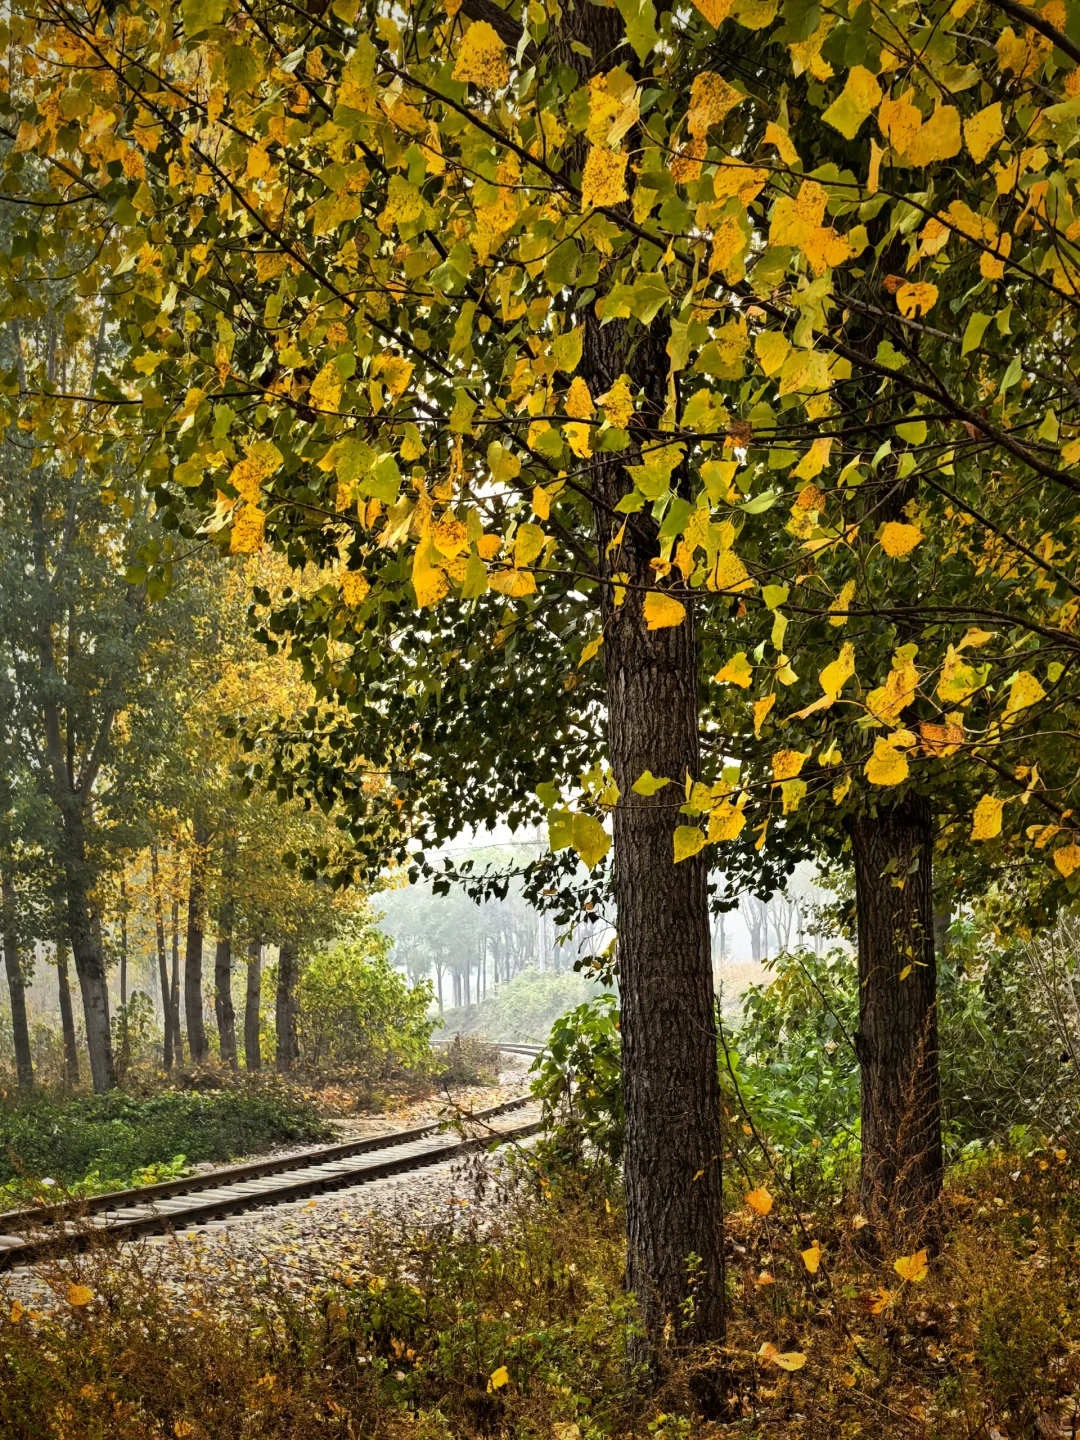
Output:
(56, 940), (80, 1087)
(850, 796), (943, 1237)
(562, 0), (725, 1355)
(275, 941), (299, 1072)
(170, 898), (185, 1067)
(214, 903), (237, 1070)
(184, 820), (209, 1064)
(1, 873), (33, 1091)
(150, 844), (174, 1068)
(244, 940), (262, 1070)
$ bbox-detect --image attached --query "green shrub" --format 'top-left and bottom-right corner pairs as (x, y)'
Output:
(298, 939), (436, 1077)
(530, 993), (623, 1165)
(0, 1082), (331, 1196)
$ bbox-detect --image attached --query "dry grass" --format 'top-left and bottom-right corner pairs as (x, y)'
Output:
(3, 1143), (1080, 1438)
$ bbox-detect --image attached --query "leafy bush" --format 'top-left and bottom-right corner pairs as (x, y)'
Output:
(725, 947), (861, 1173)
(0, 1083), (331, 1195)
(440, 966), (600, 1043)
(297, 939), (436, 1077)
(530, 993), (623, 1164)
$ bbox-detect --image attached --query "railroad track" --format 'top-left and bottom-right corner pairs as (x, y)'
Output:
(0, 1095), (540, 1271)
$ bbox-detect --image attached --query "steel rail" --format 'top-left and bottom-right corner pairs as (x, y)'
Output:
(0, 1110), (540, 1270)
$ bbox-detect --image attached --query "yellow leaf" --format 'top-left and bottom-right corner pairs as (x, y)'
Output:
(763, 121), (799, 165)
(866, 647), (919, 723)
(819, 642), (856, 701)
(864, 731), (914, 787)
(687, 71), (743, 137)
(230, 503), (266, 555)
(673, 825), (706, 863)
(372, 353), (415, 400)
(487, 1364), (510, 1391)
(532, 485), (552, 521)
(745, 1185), (773, 1216)
(971, 794), (1005, 841)
(898, 964), (912, 980)
(753, 693), (775, 737)
(895, 283), (938, 320)
(632, 770), (670, 795)
(578, 635), (603, 668)
(919, 720), (964, 756)
(564, 376), (595, 419)
(825, 582), (854, 629)
(906, 105), (962, 166)
(489, 569), (538, 597)
(937, 645), (987, 705)
(565, 421), (592, 459)
(868, 1286), (893, 1314)
(690, 0), (736, 26)
(800, 1240), (822, 1274)
(10, 1299), (24, 1323)
(893, 1250), (928, 1283)
(780, 778), (806, 814)
(599, 375), (635, 428)
(758, 1342), (807, 1370)
(310, 361), (344, 414)
(1006, 670), (1046, 715)
(572, 813), (610, 870)
(772, 748), (808, 781)
(340, 571), (370, 607)
(821, 65), (882, 140)
(1053, 842), (1080, 878)
(644, 591), (687, 630)
(67, 1283), (94, 1307)
(879, 521), (923, 557)
(963, 102), (1004, 165)
(227, 440), (282, 503)
(582, 146), (629, 209)
(453, 21), (510, 88)
(714, 651), (753, 688)
(413, 548), (450, 608)
(707, 799), (747, 842)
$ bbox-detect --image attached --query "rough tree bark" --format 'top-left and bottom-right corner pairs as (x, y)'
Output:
(55, 940), (80, 1087)
(150, 844), (174, 1068)
(170, 897), (184, 1067)
(1, 871), (33, 1091)
(275, 940), (299, 1073)
(214, 901), (237, 1070)
(850, 795), (943, 1236)
(562, 0), (725, 1363)
(244, 939), (262, 1071)
(184, 819), (209, 1064)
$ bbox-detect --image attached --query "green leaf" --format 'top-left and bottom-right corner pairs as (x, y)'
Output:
(181, 0), (224, 35)
(961, 311), (992, 357)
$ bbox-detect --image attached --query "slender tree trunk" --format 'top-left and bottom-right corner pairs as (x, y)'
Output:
(56, 940), (80, 1087)
(244, 940), (261, 1070)
(64, 814), (115, 1092)
(170, 897), (184, 1067)
(275, 941), (299, 1072)
(569, 0), (725, 1359)
(1, 873), (33, 1091)
(214, 901), (237, 1070)
(150, 844), (173, 1069)
(184, 820), (209, 1064)
(119, 877), (128, 1010)
(850, 796), (943, 1237)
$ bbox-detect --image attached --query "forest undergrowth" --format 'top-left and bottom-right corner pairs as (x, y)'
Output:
(2, 1136), (1079, 1440)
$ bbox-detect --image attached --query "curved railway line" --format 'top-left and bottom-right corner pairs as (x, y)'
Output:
(0, 1041), (545, 1272)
